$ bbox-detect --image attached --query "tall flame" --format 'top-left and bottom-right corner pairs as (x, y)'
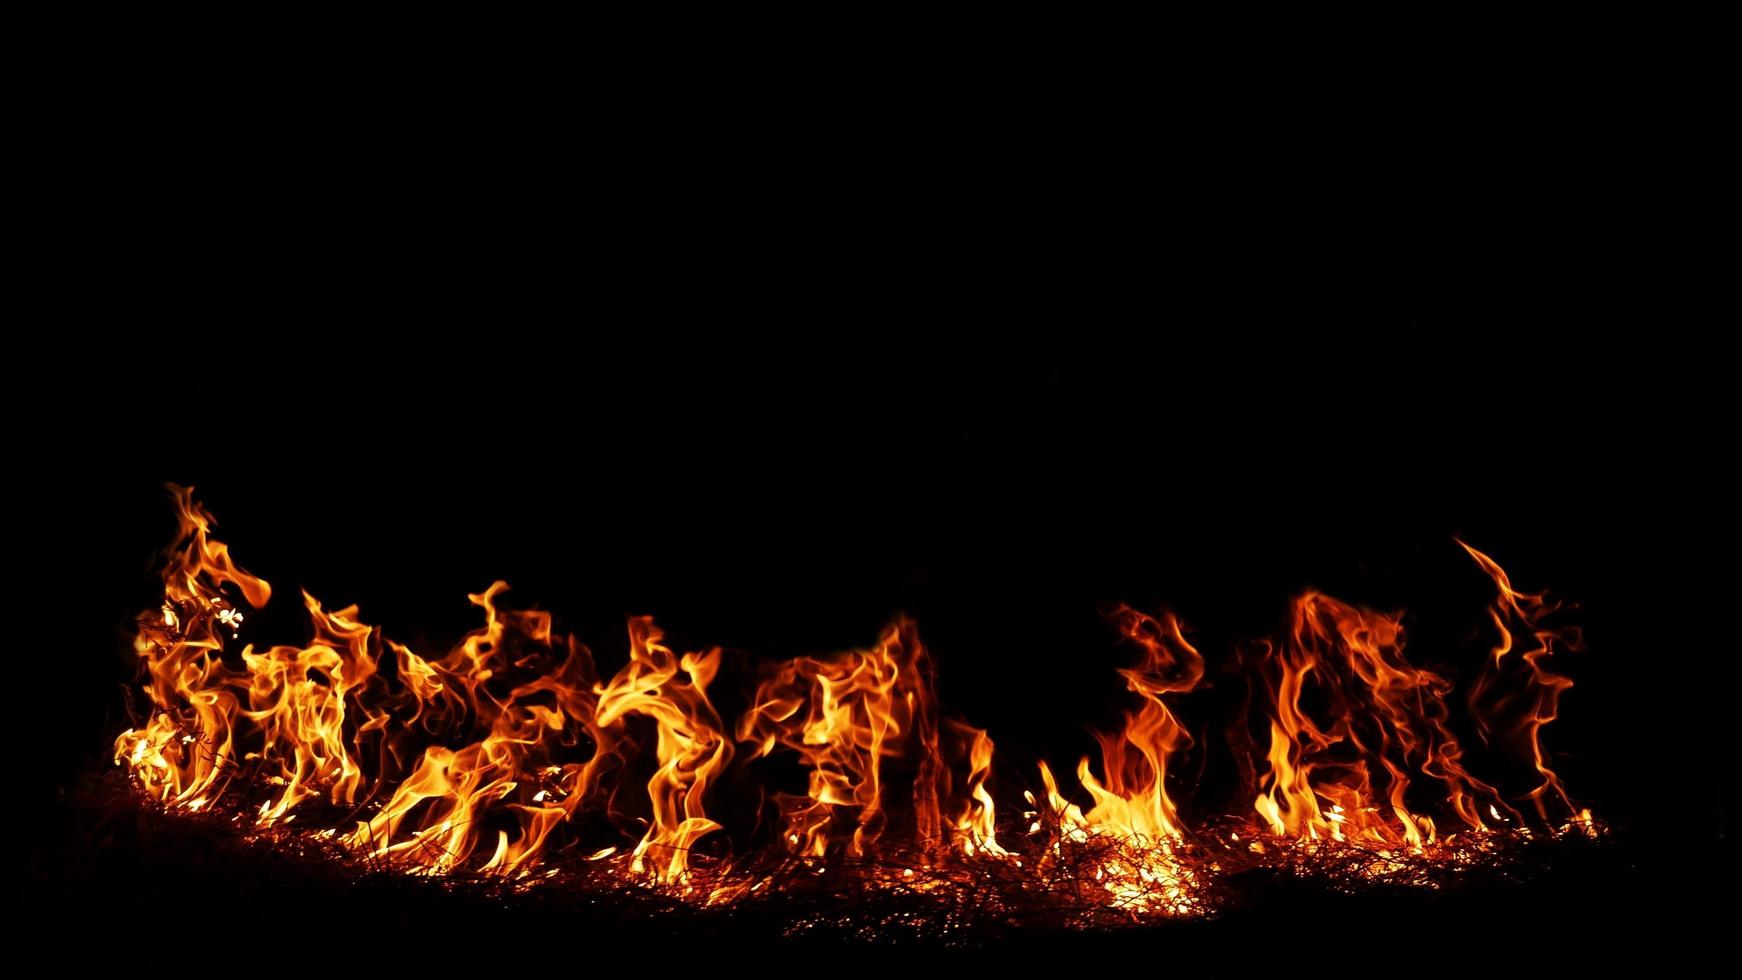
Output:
(735, 618), (947, 858)
(115, 486), (271, 811)
(341, 583), (616, 876)
(1031, 607), (1203, 912)
(595, 618), (732, 882)
(1245, 542), (1588, 855)
(1461, 540), (1581, 820)
(1247, 592), (1509, 849)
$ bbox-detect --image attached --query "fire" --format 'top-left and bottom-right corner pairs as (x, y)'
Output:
(1032, 607), (1203, 912)
(595, 617), (732, 882)
(1238, 546), (1593, 879)
(328, 583), (617, 877)
(735, 618), (945, 859)
(115, 487), (1601, 925)
(952, 722), (1007, 857)
(114, 486), (270, 811)
(1247, 592), (1507, 850)
(1460, 539), (1581, 821)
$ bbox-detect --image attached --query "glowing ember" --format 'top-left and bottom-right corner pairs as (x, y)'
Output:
(113, 487), (1599, 925)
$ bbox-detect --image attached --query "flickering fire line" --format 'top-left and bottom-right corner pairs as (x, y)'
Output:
(115, 486), (1598, 921)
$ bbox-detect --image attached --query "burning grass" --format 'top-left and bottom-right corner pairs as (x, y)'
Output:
(70, 770), (1609, 949)
(103, 485), (1604, 941)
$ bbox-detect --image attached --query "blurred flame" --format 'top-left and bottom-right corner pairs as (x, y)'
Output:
(1460, 540), (1580, 820)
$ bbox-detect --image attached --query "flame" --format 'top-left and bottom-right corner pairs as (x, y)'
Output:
(951, 722), (1007, 857)
(1248, 592), (1512, 852)
(1028, 607), (1204, 912)
(245, 594), (376, 824)
(735, 618), (947, 858)
(340, 583), (617, 877)
(595, 618), (732, 882)
(114, 487), (270, 810)
(1077, 607), (1203, 843)
(1460, 540), (1580, 820)
(1244, 544), (1586, 866)
(114, 488), (1598, 923)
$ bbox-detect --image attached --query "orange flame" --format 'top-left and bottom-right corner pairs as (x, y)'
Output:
(114, 488), (1598, 918)
(1244, 541), (1591, 864)
(1461, 540), (1581, 821)
(344, 583), (616, 876)
(735, 618), (947, 858)
(115, 486), (271, 810)
(1248, 592), (1512, 851)
(951, 722), (1007, 857)
(1031, 608), (1203, 912)
(595, 618), (732, 882)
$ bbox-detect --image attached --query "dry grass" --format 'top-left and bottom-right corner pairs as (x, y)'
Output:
(54, 770), (1618, 948)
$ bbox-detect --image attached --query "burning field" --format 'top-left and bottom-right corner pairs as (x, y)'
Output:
(98, 485), (1606, 942)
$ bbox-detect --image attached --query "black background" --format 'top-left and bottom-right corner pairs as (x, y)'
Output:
(15, 86), (1727, 961)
